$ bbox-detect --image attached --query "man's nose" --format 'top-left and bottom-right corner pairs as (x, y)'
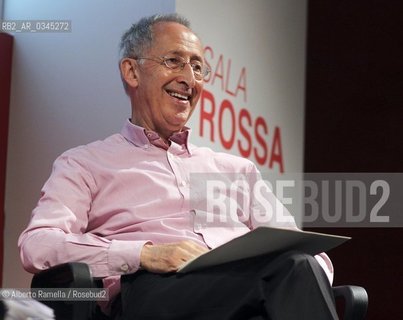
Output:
(176, 63), (196, 88)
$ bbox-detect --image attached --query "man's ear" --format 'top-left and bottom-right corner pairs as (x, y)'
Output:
(120, 58), (139, 89)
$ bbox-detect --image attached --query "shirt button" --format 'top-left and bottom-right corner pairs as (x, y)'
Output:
(181, 181), (187, 187)
(120, 264), (129, 272)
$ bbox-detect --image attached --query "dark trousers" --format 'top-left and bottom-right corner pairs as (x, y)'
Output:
(115, 251), (338, 320)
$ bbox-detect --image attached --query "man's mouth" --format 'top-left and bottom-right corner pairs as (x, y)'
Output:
(166, 90), (191, 101)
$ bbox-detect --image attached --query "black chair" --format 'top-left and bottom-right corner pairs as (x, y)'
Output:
(31, 262), (368, 320)
(31, 263), (96, 320)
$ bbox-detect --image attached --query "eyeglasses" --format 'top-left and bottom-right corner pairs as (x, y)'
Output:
(134, 55), (210, 81)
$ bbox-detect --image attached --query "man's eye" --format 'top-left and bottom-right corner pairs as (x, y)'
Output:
(191, 63), (203, 73)
(165, 57), (181, 66)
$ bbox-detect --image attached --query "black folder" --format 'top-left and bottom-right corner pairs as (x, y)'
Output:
(178, 226), (350, 273)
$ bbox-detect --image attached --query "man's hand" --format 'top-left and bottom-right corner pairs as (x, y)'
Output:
(140, 241), (209, 273)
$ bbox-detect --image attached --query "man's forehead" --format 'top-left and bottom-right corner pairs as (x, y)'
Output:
(151, 22), (203, 56)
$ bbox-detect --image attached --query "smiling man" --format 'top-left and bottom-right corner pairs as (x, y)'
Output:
(19, 14), (338, 319)
(120, 21), (204, 142)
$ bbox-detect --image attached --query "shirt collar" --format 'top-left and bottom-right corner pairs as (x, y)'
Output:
(121, 119), (192, 155)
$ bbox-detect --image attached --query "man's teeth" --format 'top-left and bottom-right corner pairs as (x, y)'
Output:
(169, 92), (189, 100)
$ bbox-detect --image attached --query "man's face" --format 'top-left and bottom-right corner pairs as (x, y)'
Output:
(130, 22), (205, 139)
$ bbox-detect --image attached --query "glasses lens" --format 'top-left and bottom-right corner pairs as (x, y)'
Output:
(163, 57), (182, 70)
(191, 63), (203, 79)
(162, 56), (209, 80)
(202, 66), (210, 79)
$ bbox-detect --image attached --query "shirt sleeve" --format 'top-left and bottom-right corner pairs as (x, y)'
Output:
(18, 152), (149, 278)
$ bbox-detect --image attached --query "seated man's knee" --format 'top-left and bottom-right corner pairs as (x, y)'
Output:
(271, 250), (317, 273)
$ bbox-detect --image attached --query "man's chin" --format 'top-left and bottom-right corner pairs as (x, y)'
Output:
(170, 114), (190, 127)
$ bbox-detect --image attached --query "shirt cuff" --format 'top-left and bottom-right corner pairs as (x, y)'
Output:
(315, 252), (334, 284)
(108, 239), (152, 274)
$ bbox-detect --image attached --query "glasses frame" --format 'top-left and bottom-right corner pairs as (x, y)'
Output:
(133, 55), (210, 81)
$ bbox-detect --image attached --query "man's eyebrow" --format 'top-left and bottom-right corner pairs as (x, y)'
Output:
(166, 50), (203, 62)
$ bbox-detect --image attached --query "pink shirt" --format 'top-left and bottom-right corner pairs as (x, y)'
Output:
(19, 120), (333, 304)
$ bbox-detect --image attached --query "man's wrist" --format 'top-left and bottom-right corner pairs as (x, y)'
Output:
(139, 242), (153, 269)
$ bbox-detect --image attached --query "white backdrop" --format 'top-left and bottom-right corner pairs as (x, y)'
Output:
(177, 0), (307, 175)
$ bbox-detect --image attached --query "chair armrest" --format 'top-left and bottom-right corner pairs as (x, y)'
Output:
(31, 263), (96, 320)
(332, 285), (368, 320)
(31, 262), (95, 289)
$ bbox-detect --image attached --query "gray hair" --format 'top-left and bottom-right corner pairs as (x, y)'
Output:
(119, 13), (191, 60)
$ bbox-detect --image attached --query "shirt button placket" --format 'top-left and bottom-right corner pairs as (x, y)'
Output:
(167, 151), (189, 199)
